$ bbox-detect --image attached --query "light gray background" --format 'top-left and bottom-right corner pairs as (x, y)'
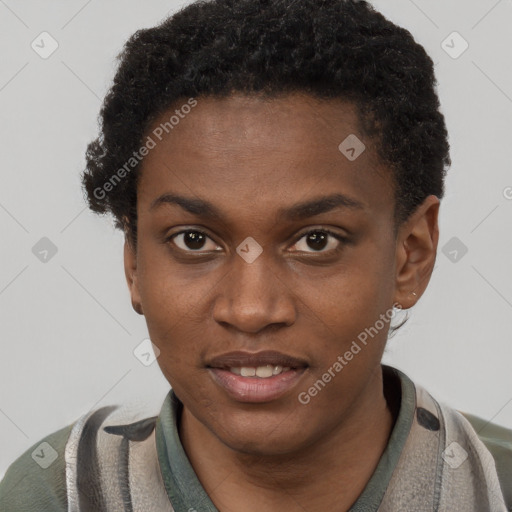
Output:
(1, 0), (511, 479)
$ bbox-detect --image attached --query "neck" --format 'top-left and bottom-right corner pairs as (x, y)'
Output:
(179, 367), (397, 511)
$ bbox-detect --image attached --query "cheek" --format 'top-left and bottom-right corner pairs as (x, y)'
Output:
(136, 236), (206, 323)
(301, 249), (394, 329)
(135, 247), (207, 367)
(295, 247), (396, 378)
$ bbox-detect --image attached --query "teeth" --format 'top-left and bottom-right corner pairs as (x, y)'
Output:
(256, 365), (273, 378)
(240, 367), (256, 377)
(272, 365), (283, 375)
(229, 365), (292, 378)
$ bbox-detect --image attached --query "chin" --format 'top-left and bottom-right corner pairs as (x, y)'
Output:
(209, 412), (309, 457)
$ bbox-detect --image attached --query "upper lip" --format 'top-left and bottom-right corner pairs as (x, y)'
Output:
(206, 350), (309, 369)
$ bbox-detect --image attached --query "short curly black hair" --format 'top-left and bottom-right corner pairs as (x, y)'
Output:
(82, 0), (451, 246)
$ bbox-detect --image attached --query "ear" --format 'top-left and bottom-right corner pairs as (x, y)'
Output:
(393, 195), (440, 309)
(124, 236), (144, 316)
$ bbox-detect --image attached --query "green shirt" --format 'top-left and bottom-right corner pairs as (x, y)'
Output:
(1, 366), (511, 511)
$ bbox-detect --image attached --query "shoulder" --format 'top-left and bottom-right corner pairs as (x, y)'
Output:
(0, 422), (74, 512)
(460, 411), (512, 509)
(0, 404), (160, 512)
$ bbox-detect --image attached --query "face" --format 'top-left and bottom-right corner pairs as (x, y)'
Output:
(125, 93), (438, 456)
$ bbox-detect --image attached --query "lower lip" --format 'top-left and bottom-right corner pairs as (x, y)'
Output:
(208, 368), (307, 403)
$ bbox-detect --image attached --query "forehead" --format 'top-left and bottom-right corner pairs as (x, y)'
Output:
(137, 93), (394, 223)
(146, 94), (370, 160)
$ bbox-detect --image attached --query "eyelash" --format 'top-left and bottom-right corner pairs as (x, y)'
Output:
(166, 227), (347, 255)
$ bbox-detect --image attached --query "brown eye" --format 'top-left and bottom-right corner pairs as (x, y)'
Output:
(170, 230), (220, 252)
(290, 229), (346, 254)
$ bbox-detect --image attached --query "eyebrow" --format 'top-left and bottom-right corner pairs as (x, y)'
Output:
(149, 192), (365, 221)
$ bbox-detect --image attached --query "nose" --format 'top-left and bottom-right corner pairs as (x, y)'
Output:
(212, 250), (296, 334)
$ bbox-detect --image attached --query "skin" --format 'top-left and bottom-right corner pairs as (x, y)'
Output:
(124, 93), (439, 511)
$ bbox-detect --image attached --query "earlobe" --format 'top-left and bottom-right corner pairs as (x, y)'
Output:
(393, 196), (440, 309)
(124, 238), (144, 316)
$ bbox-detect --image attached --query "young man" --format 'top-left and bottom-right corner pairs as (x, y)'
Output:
(1, 0), (511, 510)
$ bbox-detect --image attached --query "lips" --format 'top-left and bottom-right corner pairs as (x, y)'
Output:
(206, 350), (308, 369)
(206, 350), (309, 403)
